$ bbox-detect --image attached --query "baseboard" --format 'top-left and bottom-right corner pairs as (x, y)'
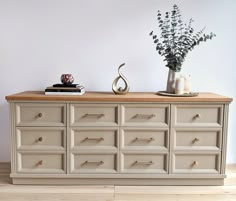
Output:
(0, 162), (11, 175)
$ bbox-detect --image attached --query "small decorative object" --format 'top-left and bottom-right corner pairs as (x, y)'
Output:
(112, 63), (130, 95)
(150, 4), (216, 93)
(183, 75), (191, 93)
(60, 74), (74, 85)
(175, 76), (184, 95)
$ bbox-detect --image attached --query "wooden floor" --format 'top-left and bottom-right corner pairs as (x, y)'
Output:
(0, 165), (236, 201)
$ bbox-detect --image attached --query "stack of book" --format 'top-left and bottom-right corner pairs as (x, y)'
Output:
(45, 84), (85, 95)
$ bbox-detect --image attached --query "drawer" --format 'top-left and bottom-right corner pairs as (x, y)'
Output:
(121, 153), (168, 173)
(121, 129), (168, 150)
(15, 103), (66, 126)
(71, 128), (118, 149)
(16, 127), (65, 150)
(70, 104), (118, 126)
(172, 153), (220, 174)
(173, 104), (223, 127)
(173, 128), (221, 150)
(71, 153), (117, 173)
(121, 104), (169, 127)
(17, 153), (65, 173)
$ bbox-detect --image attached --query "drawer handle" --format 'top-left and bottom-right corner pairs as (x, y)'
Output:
(134, 137), (154, 142)
(194, 114), (201, 119)
(133, 114), (155, 119)
(36, 113), (43, 118)
(133, 161), (153, 166)
(192, 138), (200, 144)
(37, 160), (43, 166)
(83, 160), (104, 166)
(84, 137), (104, 142)
(38, 137), (43, 142)
(83, 114), (105, 119)
(191, 161), (199, 167)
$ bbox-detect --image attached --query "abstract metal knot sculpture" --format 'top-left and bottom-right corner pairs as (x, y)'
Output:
(112, 63), (130, 95)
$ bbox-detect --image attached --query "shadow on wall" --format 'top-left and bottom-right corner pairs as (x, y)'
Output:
(0, 102), (10, 162)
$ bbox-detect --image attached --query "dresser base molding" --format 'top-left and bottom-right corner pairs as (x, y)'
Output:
(11, 177), (224, 186)
(10, 173), (226, 185)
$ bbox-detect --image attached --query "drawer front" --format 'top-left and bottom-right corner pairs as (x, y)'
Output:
(16, 127), (65, 150)
(71, 128), (118, 149)
(71, 154), (117, 173)
(172, 154), (220, 173)
(121, 129), (168, 150)
(70, 104), (118, 126)
(121, 153), (167, 173)
(122, 104), (169, 127)
(15, 103), (66, 126)
(174, 129), (221, 150)
(17, 153), (65, 173)
(173, 104), (223, 127)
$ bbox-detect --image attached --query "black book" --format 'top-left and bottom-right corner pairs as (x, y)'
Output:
(45, 88), (85, 93)
(52, 84), (80, 88)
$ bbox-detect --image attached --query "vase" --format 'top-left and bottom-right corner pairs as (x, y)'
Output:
(61, 74), (74, 85)
(166, 69), (179, 93)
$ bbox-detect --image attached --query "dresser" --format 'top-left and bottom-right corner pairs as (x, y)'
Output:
(5, 91), (232, 185)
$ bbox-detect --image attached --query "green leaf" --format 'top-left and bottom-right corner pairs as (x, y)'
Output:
(154, 39), (159, 43)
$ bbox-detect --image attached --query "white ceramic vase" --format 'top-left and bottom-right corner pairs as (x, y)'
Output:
(166, 69), (179, 93)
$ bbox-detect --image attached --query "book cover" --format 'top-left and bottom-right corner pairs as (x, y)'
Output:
(45, 88), (85, 93)
(52, 84), (80, 88)
(45, 91), (85, 95)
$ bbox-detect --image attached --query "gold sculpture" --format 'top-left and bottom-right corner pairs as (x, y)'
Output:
(112, 63), (130, 95)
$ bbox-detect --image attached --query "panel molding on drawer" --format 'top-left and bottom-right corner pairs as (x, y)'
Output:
(171, 153), (221, 174)
(17, 152), (66, 174)
(121, 128), (169, 151)
(15, 103), (66, 127)
(70, 153), (118, 173)
(120, 153), (168, 174)
(172, 128), (222, 151)
(70, 127), (118, 150)
(16, 127), (66, 151)
(172, 104), (223, 127)
(70, 104), (119, 126)
(121, 104), (170, 127)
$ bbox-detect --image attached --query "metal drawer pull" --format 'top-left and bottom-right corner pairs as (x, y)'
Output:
(192, 138), (200, 144)
(133, 114), (155, 119)
(192, 161), (199, 167)
(37, 160), (43, 166)
(193, 114), (201, 119)
(134, 137), (154, 142)
(83, 114), (105, 119)
(133, 161), (153, 165)
(38, 137), (43, 142)
(36, 113), (43, 118)
(84, 137), (104, 142)
(83, 160), (104, 165)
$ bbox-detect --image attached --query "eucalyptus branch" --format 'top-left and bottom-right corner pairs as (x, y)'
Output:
(150, 4), (216, 72)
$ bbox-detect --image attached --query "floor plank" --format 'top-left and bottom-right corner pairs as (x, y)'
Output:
(114, 186), (236, 195)
(115, 194), (236, 201)
(0, 193), (114, 201)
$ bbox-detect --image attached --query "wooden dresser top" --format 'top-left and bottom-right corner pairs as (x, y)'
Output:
(5, 91), (233, 103)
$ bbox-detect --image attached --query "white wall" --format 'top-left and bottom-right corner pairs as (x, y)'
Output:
(0, 0), (235, 163)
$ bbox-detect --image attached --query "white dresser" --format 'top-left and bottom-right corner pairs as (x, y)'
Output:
(6, 91), (232, 185)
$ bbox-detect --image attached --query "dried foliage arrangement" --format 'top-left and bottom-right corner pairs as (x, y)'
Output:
(150, 4), (216, 72)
